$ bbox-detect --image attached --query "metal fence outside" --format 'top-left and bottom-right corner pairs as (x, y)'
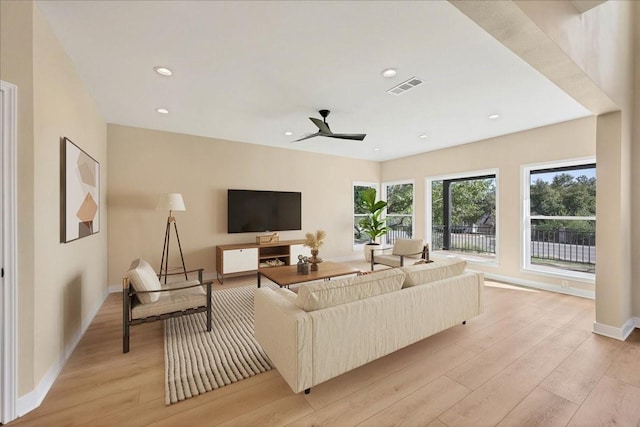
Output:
(385, 225), (412, 245)
(431, 224), (596, 267)
(530, 226), (595, 266)
(432, 224), (496, 255)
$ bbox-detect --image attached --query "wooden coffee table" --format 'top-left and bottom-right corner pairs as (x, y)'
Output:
(257, 261), (360, 288)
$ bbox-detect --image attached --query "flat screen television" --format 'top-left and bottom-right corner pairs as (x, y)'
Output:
(227, 189), (302, 233)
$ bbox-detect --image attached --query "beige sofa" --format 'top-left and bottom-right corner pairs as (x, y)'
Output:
(254, 258), (483, 394)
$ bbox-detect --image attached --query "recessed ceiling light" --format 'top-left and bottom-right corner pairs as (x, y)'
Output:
(153, 66), (173, 76)
(156, 108), (169, 114)
(373, 148), (381, 151)
(284, 131), (293, 136)
(419, 134), (428, 139)
(381, 68), (397, 78)
(488, 114), (500, 120)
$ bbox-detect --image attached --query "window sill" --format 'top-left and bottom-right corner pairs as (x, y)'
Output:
(432, 251), (498, 267)
(522, 265), (595, 284)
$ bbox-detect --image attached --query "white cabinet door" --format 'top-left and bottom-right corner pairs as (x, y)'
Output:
(223, 248), (258, 273)
(289, 244), (310, 265)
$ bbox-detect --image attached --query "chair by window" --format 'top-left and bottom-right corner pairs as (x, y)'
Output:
(370, 239), (428, 270)
(123, 258), (212, 353)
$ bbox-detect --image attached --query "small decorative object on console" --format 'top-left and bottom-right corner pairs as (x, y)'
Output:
(304, 230), (325, 271)
(256, 232), (279, 245)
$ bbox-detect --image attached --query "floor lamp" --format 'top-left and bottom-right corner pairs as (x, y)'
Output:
(157, 193), (188, 284)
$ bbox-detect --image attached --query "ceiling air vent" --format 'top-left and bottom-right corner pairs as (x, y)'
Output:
(387, 77), (423, 96)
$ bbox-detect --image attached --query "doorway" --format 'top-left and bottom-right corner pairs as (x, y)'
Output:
(1, 80), (18, 424)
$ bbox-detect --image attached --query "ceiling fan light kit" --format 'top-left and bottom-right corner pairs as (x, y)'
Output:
(293, 109), (366, 143)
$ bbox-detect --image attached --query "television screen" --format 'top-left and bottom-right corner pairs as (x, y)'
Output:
(227, 189), (302, 233)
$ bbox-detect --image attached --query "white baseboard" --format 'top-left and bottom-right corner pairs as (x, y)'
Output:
(482, 272), (595, 299)
(593, 318), (639, 341)
(16, 287), (110, 417)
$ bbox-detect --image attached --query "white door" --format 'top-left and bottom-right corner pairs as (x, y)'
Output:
(1, 80), (18, 424)
(0, 83), (4, 421)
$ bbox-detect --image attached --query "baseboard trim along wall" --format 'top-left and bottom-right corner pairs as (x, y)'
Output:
(481, 272), (595, 299)
(593, 318), (638, 341)
(16, 287), (110, 417)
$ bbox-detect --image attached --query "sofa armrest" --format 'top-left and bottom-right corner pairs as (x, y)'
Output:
(254, 288), (313, 393)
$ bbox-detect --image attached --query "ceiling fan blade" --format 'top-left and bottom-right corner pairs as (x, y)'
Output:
(292, 132), (320, 143)
(309, 117), (332, 134)
(325, 133), (367, 141)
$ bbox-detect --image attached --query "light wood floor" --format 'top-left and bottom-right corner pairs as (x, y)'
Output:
(9, 263), (640, 427)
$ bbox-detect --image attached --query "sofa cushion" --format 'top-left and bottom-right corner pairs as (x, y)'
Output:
(127, 259), (161, 304)
(392, 239), (424, 258)
(275, 288), (298, 304)
(295, 268), (406, 312)
(400, 257), (467, 288)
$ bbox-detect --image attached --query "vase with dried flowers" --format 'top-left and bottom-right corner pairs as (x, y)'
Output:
(304, 229), (326, 271)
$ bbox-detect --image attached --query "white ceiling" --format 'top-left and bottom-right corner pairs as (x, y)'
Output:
(36, 0), (592, 161)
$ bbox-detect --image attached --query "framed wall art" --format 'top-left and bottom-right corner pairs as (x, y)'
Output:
(61, 137), (100, 243)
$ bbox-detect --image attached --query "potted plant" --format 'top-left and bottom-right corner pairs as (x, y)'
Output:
(359, 188), (389, 261)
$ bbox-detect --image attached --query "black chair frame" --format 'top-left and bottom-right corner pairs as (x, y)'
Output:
(123, 268), (212, 353)
(370, 244), (430, 271)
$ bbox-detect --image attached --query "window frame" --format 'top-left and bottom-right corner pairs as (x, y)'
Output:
(425, 168), (499, 265)
(382, 179), (415, 245)
(352, 181), (379, 249)
(520, 158), (596, 282)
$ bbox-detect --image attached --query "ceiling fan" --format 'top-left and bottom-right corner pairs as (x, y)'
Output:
(293, 110), (366, 142)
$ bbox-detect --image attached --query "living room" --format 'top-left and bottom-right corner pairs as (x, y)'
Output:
(1, 0), (639, 425)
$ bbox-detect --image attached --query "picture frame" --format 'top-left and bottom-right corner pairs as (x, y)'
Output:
(61, 137), (100, 243)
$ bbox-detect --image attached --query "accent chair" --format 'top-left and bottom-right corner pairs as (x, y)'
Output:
(122, 258), (212, 353)
(370, 238), (428, 270)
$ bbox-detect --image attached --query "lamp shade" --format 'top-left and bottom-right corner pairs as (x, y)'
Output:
(157, 193), (186, 211)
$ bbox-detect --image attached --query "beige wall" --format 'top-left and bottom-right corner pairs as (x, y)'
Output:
(107, 124), (379, 285)
(382, 117), (596, 293)
(453, 0), (637, 334)
(1, 0), (36, 396)
(513, 0), (637, 332)
(1, 1), (108, 399)
(32, 5), (108, 384)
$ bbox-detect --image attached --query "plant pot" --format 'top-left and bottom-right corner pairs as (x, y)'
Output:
(364, 243), (380, 262)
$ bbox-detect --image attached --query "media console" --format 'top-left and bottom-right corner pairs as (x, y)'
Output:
(215, 239), (308, 283)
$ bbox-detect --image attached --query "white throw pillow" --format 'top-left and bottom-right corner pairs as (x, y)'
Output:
(295, 268), (405, 312)
(126, 259), (161, 304)
(400, 258), (466, 288)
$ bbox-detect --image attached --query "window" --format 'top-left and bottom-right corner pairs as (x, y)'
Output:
(428, 171), (497, 259)
(523, 161), (595, 278)
(353, 182), (378, 246)
(382, 180), (414, 245)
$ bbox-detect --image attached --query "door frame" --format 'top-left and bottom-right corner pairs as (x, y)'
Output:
(1, 80), (18, 424)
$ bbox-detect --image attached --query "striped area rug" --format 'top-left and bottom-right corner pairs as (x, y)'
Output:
(164, 284), (274, 404)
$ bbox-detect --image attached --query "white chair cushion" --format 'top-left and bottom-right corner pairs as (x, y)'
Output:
(131, 280), (206, 319)
(127, 259), (161, 304)
(371, 254), (404, 268)
(400, 257), (467, 288)
(295, 269), (405, 312)
(392, 239), (424, 258)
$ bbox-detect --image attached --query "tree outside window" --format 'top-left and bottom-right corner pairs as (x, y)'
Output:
(431, 175), (496, 256)
(383, 182), (414, 245)
(526, 164), (596, 275)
